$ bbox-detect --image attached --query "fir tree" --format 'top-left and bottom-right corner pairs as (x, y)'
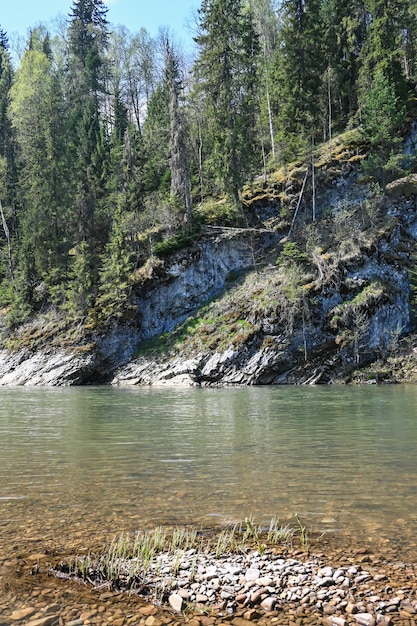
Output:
(94, 202), (135, 326)
(9, 40), (69, 299)
(0, 36), (16, 211)
(361, 68), (406, 192)
(359, 0), (414, 103)
(272, 0), (326, 154)
(194, 0), (260, 206)
(0, 26), (9, 51)
(67, 0), (110, 250)
(165, 39), (192, 228)
(321, 0), (367, 130)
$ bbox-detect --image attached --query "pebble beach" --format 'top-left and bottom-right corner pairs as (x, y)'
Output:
(2, 533), (417, 626)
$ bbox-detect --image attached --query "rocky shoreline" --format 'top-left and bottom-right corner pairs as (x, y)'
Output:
(69, 547), (417, 625)
(2, 539), (417, 626)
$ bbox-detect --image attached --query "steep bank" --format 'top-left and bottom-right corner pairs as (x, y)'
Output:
(1, 135), (417, 386)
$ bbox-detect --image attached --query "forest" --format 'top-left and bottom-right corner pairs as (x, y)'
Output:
(0, 0), (416, 333)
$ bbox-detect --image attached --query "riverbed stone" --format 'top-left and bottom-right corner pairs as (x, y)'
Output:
(26, 617), (58, 626)
(324, 617), (348, 626)
(169, 594), (183, 613)
(354, 613), (375, 626)
(10, 607), (37, 621)
(245, 569), (260, 582)
(231, 618), (254, 626)
(260, 597), (275, 612)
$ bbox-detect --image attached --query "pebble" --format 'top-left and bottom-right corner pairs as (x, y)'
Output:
(26, 617), (58, 626)
(354, 614), (376, 626)
(169, 593), (183, 613)
(10, 607), (37, 621)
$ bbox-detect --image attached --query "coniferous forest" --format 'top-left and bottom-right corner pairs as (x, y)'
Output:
(0, 0), (416, 333)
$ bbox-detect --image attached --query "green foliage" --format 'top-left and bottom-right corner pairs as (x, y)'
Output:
(94, 205), (136, 327)
(408, 252), (417, 326)
(276, 242), (309, 267)
(272, 0), (327, 144)
(194, 0), (260, 204)
(361, 69), (406, 190)
(0, 270), (31, 328)
(358, 0), (414, 102)
(194, 198), (244, 226)
(141, 84), (171, 195)
(152, 229), (199, 258)
(64, 242), (95, 321)
(0, 0), (414, 335)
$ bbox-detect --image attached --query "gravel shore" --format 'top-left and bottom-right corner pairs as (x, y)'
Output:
(2, 539), (417, 626)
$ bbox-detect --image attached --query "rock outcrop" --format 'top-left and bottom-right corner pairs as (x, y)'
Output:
(1, 162), (417, 386)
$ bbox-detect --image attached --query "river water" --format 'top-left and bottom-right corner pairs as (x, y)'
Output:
(1, 385), (416, 558)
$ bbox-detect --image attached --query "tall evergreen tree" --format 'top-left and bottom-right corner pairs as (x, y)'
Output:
(321, 0), (367, 131)
(68, 0), (109, 95)
(9, 41), (69, 296)
(358, 0), (414, 103)
(94, 201), (135, 326)
(165, 39), (192, 228)
(0, 27), (9, 51)
(0, 29), (17, 299)
(141, 82), (171, 195)
(272, 0), (326, 156)
(194, 0), (260, 206)
(249, 0), (280, 160)
(0, 29), (16, 211)
(361, 68), (406, 192)
(67, 0), (110, 248)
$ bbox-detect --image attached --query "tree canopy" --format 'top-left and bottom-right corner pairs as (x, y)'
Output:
(0, 0), (415, 328)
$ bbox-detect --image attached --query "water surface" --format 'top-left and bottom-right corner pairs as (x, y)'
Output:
(1, 385), (416, 556)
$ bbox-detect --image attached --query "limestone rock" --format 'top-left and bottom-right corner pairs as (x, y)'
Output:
(168, 593), (183, 613)
(10, 608), (37, 621)
(354, 613), (376, 626)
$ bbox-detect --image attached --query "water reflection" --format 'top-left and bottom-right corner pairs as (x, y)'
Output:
(0, 385), (416, 554)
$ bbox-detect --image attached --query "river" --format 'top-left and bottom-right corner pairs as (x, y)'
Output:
(1, 384), (416, 561)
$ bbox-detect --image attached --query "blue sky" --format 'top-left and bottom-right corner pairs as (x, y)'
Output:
(1, 0), (199, 47)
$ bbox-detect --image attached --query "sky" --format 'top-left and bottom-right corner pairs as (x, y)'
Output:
(1, 0), (199, 50)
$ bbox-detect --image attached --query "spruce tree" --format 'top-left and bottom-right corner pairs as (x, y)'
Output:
(8, 36), (69, 307)
(94, 202), (135, 327)
(0, 32), (16, 212)
(194, 0), (260, 206)
(249, 0), (280, 160)
(67, 0), (110, 248)
(272, 0), (326, 155)
(141, 83), (171, 196)
(361, 68), (406, 193)
(321, 0), (367, 130)
(165, 39), (192, 228)
(359, 0), (414, 103)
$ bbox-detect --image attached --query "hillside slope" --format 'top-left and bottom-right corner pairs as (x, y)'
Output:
(1, 132), (417, 386)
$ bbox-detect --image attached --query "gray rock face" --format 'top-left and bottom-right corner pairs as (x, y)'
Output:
(0, 231), (276, 386)
(0, 179), (415, 386)
(0, 348), (98, 386)
(134, 231), (276, 341)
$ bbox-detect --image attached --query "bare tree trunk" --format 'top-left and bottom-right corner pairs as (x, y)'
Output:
(288, 166), (309, 238)
(311, 139), (316, 222)
(0, 201), (14, 283)
(328, 63), (332, 145)
(263, 38), (275, 160)
(166, 40), (193, 228)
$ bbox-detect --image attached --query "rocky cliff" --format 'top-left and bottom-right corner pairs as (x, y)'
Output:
(1, 136), (417, 386)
